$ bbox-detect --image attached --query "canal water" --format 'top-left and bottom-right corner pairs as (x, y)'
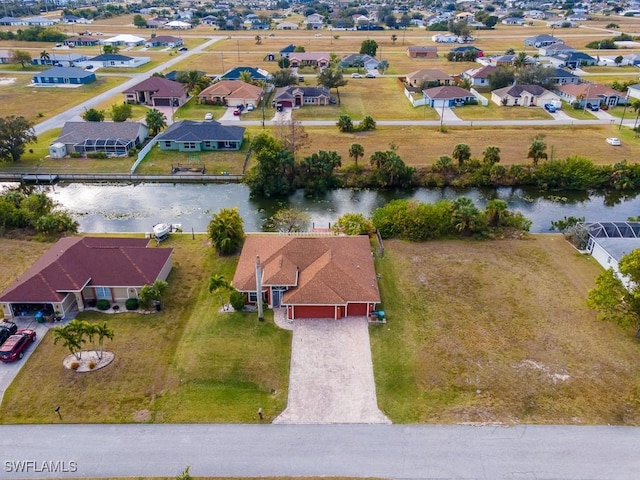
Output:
(11, 182), (640, 234)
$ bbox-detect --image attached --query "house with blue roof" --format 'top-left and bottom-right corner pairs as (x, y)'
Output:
(82, 54), (151, 68)
(280, 44), (296, 58)
(32, 67), (96, 85)
(157, 120), (245, 152)
(550, 68), (580, 86)
(550, 51), (596, 69)
(219, 66), (270, 82)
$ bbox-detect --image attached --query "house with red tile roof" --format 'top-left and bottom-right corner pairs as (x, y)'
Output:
(555, 83), (625, 108)
(232, 235), (380, 320)
(197, 80), (263, 107)
(0, 237), (173, 320)
(123, 76), (188, 107)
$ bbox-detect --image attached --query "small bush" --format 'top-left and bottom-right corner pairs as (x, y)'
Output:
(125, 298), (139, 311)
(230, 290), (246, 312)
(96, 299), (111, 311)
(87, 151), (108, 159)
(88, 361), (96, 369)
(70, 151), (82, 158)
(70, 362), (79, 370)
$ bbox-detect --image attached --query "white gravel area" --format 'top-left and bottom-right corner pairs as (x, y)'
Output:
(274, 316), (390, 424)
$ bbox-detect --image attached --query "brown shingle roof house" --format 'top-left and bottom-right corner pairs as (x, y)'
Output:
(0, 237), (173, 320)
(232, 235), (380, 320)
(123, 76), (188, 107)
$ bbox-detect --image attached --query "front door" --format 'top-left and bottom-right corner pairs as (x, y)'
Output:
(272, 288), (284, 307)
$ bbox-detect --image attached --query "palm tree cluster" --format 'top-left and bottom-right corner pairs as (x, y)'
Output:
(53, 319), (114, 362)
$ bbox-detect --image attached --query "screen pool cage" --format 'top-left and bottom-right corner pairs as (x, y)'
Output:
(582, 222), (640, 239)
(76, 137), (134, 156)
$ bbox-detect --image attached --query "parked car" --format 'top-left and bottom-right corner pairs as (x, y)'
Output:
(298, 76), (304, 83)
(276, 105), (284, 112)
(0, 321), (17, 346)
(236, 104), (244, 111)
(0, 329), (36, 362)
(246, 104), (255, 111)
(178, 47), (188, 52)
(544, 103), (556, 113)
(233, 109), (241, 116)
(351, 73), (362, 78)
(365, 72), (377, 78)
(606, 137), (621, 146)
(85, 65), (94, 70)
(586, 103), (599, 112)
(204, 113), (213, 120)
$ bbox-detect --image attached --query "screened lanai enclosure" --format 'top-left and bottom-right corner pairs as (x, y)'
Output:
(583, 222), (640, 239)
(77, 137), (135, 156)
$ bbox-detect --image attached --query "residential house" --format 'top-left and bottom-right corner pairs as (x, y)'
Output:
(555, 83), (625, 107)
(32, 53), (88, 67)
(483, 54), (518, 66)
(539, 43), (575, 56)
(431, 34), (458, 44)
(549, 51), (597, 68)
(64, 36), (100, 47)
(164, 20), (192, 30)
(423, 86), (476, 108)
(49, 121), (148, 158)
(276, 21), (299, 30)
(60, 14), (93, 24)
(462, 65), (496, 87)
(0, 237), (173, 320)
(451, 45), (483, 57)
(407, 46), (438, 58)
(273, 86), (331, 108)
(24, 16), (58, 26)
(280, 44), (296, 58)
(549, 68), (580, 86)
(0, 17), (26, 26)
(198, 80), (263, 107)
(0, 49), (11, 64)
(201, 15), (218, 25)
(304, 13), (324, 29)
(491, 84), (561, 107)
(102, 34), (146, 47)
(123, 77), (188, 107)
(219, 66), (270, 82)
(232, 235), (380, 320)
(502, 17), (525, 25)
(627, 83), (640, 100)
(524, 34), (564, 48)
(82, 54), (151, 69)
(32, 66), (96, 85)
(289, 52), (330, 69)
(404, 69), (453, 89)
(145, 35), (184, 48)
(339, 54), (379, 70)
(157, 120), (245, 151)
(583, 221), (640, 289)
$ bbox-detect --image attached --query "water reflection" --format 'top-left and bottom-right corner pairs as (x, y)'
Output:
(2, 182), (640, 234)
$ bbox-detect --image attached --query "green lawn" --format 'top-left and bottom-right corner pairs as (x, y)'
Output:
(136, 144), (249, 175)
(561, 106), (598, 120)
(455, 95), (554, 121)
(0, 235), (291, 424)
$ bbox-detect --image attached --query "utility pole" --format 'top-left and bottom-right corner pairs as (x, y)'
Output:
(255, 256), (264, 321)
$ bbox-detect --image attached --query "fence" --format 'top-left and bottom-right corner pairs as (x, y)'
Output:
(404, 88), (427, 107)
(130, 138), (158, 174)
(470, 88), (489, 106)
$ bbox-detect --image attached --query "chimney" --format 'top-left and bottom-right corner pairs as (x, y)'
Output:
(255, 255), (264, 322)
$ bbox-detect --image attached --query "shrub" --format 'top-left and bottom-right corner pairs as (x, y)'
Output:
(96, 299), (111, 311)
(230, 290), (246, 312)
(87, 152), (108, 159)
(88, 361), (96, 369)
(125, 298), (139, 311)
(70, 151), (82, 158)
(70, 362), (79, 370)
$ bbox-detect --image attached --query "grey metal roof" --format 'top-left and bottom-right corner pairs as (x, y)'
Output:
(56, 122), (145, 145)
(591, 238), (640, 263)
(584, 221), (640, 238)
(89, 54), (134, 62)
(157, 120), (245, 142)
(33, 66), (95, 79)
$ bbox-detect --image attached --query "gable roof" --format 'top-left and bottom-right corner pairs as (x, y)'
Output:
(423, 85), (473, 99)
(33, 66), (94, 79)
(157, 120), (245, 142)
(123, 77), (187, 97)
(280, 44), (296, 53)
(407, 46), (437, 53)
(405, 68), (451, 82)
(89, 54), (134, 62)
(0, 237), (172, 303)
(220, 66), (269, 81)
(274, 86), (330, 100)
(464, 65), (496, 79)
(149, 35), (182, 43)
(551, 68), (579, 79)
(232, 235), (380, 306)
(493, 84), (550, 97)
(198, 80), (262, 99)
(56, 122), (145, 145)
(556, 83), (621, 97)
(289, 52), (330, 61)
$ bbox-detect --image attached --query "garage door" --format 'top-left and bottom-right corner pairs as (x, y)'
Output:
(277, 100), (293, 108)
(347, 303), (367, 316)
(154, 98), (171, 106)
(294, 305), (335, 319)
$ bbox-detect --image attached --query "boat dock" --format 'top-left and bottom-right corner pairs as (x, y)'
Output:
(21, 174), (59, 184)
(0, 172), (243, 184)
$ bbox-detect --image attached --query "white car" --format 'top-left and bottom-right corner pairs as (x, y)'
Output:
(351, 73), (362, 78)
(606, 137), (621, 146)
(204, 113), (213, 120)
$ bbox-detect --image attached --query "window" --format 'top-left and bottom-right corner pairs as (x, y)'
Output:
(248, 292), (257, 302)
(164, 141), (172, 148)
(95, 286), (110, 299)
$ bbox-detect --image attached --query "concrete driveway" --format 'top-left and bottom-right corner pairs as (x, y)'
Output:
(274, 317), (390, 424)
(271, 107), (292, 122)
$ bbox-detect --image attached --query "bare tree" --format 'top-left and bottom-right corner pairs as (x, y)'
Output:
(275, 119), (309, 157)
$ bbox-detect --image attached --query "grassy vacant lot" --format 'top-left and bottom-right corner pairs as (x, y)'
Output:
(0, 76), (128, 122)
(0, 235), (291, 424)
(292, 124), (640, 166)
(372, 236), (640, 425)
(136, 143), (249, 175)
(454, 98), (553, 121)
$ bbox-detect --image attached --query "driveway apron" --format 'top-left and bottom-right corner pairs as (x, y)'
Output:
(273, 317), (390, 424)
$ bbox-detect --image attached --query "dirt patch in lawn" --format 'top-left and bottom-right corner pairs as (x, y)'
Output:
(371, 235), (640, 425)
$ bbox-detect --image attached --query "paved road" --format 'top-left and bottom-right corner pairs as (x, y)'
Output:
(32, 37), (226, 135)
(0, 424), (638, 479)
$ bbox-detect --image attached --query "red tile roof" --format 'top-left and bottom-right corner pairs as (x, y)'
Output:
(0, 237), (172, 303)
(232, 235), (380, 306)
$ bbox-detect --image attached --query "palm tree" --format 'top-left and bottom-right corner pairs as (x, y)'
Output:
(92, 322), (114, 360)
(451, 197), (483, 236)
(631, 99), (640, 129)
(209, 274), (230, 294)
(255, 35), (262, 45)
(482, 145), (501, 165)
(239, 70), (253, 84)
(207, 207), (245, 255)
(485, 199), (508, 227)
(145, 109), (168, 136)
(178, 70), (204, 94)
(52, 326), (83, 361)
(348, 143), (364, 166)
(391, 34), (398, 45)
(452, 143), (471, 167)
(513, 51), (528, 69)
(527, 135), (548, 166)
(39, 50), (50, 63)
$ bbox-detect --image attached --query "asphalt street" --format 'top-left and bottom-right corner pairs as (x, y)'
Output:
(0, 424), (638, 479)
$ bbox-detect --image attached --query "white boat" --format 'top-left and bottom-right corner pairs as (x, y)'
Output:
(152, 223), (171, 241)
